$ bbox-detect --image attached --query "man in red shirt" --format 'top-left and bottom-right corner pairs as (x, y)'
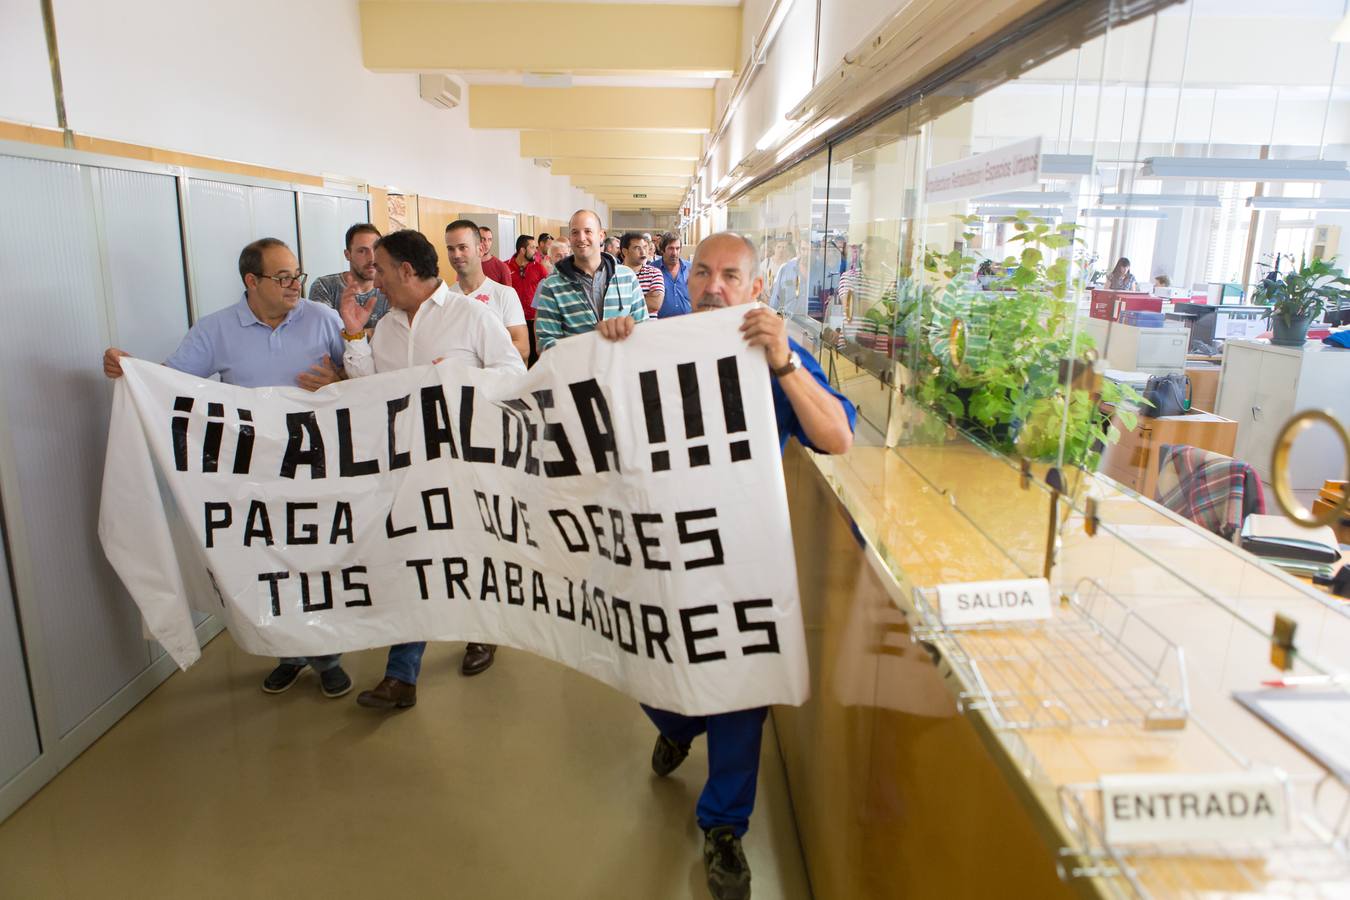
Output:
(509, 233), (548, 364)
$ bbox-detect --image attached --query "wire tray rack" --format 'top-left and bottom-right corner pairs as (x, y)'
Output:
(911, 577), (1190, 731)
(1056, 775), (1350, 898)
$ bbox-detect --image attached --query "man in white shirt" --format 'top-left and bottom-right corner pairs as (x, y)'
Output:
(339, 229), (525, 709)
(444, 219), (529, 361)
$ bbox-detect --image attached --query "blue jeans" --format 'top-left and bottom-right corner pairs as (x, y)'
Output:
(386, 642), (427, 684)
(280, 654), (341, 672)
(641, 704), (769, 837)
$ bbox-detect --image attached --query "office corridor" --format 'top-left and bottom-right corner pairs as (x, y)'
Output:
(0, 637), (811, 899)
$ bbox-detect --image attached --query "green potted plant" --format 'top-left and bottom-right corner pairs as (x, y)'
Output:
(1251, 255), (1350, 347)
(910, 212), (1145, 469)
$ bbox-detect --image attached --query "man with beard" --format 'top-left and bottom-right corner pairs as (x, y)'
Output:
(309, 224), (388, 335)
(509, 234), (549, 363)
(592, 231), (855, 900)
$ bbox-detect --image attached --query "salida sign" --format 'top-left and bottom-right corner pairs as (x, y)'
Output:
(99, 307), (807, 716)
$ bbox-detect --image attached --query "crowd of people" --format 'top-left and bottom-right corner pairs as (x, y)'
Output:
(99, 209), (856, 900)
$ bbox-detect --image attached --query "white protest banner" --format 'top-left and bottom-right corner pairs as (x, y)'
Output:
(99, 306), (806, 716)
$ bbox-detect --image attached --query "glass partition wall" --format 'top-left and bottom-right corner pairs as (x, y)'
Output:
(735, 1), (1350, 893)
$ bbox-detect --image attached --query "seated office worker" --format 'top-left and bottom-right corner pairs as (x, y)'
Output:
(102, 238), (353, 698)
(308, 223), (389, 333)
(594, 232), (856, 900)
(532, 209), (648, 351)
(339, 229), (525, 710)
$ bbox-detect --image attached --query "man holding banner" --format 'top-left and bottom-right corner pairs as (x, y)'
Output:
(339, 229), (526, 709)
(595, 231), (856, 900)
(102, 237), (354, 699)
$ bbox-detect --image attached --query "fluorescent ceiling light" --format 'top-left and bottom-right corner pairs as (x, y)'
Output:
(1139, 157), (1350, 182)
(1041, 154), (1096, 177)
(755, 118), (794, 152)
(975, 206), (1063, 218)
(1246, 196), (1350, 211)
(1081, 208), (1167, 219)
(1336, 13), (1350, 41)
(980, 190), (1073, 204)
(754, 0), (795, 66)
(1098, 192), (1221, 208)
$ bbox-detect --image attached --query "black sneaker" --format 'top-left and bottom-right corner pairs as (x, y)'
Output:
(319, 665), (353, 698)
(261, 663), (304, 694)
(651, 733), (690, 777)
(703, 826), (751, 900)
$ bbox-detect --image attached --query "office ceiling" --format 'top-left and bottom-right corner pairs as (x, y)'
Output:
(358, 0), (740, 216)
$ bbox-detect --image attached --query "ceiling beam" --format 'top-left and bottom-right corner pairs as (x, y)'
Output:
(549, 158), (696, 177)
(522, 131), (703, 161)
(469, 87), (712, 132)
(571, 175), (690, 189)
(360, 2), (738, 76)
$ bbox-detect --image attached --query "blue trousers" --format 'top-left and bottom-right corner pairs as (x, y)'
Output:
(280, 654), (340, 672)
(641, 704), (768, 838)
(386, 642), (427, 684)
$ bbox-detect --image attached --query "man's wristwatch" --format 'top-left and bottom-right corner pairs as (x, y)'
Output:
(771, 350), (800, 378)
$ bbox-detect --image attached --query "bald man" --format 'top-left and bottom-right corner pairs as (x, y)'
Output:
(531, 209), (648, 352)
(595, 231), (856, 900)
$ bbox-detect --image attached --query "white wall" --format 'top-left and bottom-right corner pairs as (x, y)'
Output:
(0, 0), (602, 222)
(0, 0), (58, 128)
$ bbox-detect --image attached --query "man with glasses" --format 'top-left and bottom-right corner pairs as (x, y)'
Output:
(308, 223), (389, 335)
(620, 231), (664, 316)
(102, 237), (352, 698)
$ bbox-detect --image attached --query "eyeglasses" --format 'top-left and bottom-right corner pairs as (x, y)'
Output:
(257, 271), (308, 288)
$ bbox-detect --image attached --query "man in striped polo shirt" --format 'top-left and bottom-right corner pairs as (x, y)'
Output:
(620, 230), (665, 316)
(533, 209), (648, 351)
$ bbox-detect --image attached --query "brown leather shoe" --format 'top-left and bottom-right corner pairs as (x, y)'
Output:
(460, 643), (497, 676)
(356, 676), (416, 709)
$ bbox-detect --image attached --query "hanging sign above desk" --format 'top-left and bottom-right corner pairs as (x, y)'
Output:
(924, 136), (1043, 204)
(1100, 772), (1290, 844)
(936, 577), (1052, 626)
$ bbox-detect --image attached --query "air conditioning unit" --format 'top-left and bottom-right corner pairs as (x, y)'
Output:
(418, 74), (462, 110)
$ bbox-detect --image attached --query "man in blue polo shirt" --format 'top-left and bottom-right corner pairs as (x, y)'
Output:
(102, 237), (352, 699)
(594, 231), (856, 900)
(654, 230), (691, 318)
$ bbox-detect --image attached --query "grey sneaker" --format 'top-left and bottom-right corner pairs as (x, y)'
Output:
(703, 826), (751, 900)
(261, 663), (304, 694)
(319, 665), (353, 698)
(651, 733), (691, 777)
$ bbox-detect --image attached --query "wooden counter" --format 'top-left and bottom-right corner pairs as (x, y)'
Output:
(781, 439), (1350, 899)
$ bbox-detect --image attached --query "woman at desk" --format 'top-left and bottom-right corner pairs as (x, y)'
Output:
(1106, 256), (1139, 291)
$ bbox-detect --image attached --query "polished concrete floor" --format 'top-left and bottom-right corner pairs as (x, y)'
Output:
(0, 636), (811, 899)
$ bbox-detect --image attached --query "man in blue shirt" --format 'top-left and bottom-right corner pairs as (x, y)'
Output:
(654, 231), (692, 318)
(102, 238), (352, 699)
(595, 231), (856, 900)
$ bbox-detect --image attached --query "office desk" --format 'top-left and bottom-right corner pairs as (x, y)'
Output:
(1097, 407), (1238, 499)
